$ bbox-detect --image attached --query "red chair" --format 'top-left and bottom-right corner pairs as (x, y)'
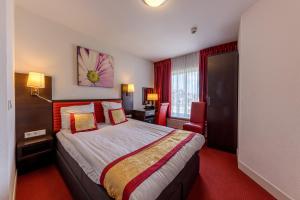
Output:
(183, 102), (206, 134)
(156, 103), (169, 126)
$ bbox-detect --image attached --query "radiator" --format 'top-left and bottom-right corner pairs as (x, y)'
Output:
(167, 118), (188, 129)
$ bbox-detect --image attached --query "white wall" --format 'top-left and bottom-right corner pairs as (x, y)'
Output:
(238, 0), (300, 199)
(15, 7), (154, 109)
(0, 0), (16, 199)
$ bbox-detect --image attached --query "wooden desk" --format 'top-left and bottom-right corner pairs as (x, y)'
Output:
(132, 109), (155, 124)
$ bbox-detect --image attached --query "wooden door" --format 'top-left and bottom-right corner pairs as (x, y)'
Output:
(207, 52), (238, 153)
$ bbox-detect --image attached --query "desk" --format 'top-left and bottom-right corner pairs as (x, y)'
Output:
(132, 109), (155, 124)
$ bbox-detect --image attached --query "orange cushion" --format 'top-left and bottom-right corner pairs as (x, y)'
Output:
(108, 108), (128, 125)
(70, 113), (98, 134)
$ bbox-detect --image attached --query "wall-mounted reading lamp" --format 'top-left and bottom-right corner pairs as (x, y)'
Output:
(122, 83), (135, 96)
(121, 83), (135, 115)
(27, 72), (52, 103)
(127, 84), (135, 94)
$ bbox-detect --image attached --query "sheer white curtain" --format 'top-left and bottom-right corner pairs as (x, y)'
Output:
(171, 52), (199, 118)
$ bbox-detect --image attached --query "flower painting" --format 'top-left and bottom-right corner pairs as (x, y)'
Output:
(77, 46), (114, 88)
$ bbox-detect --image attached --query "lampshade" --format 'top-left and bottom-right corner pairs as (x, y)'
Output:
(143, 0), (167, 7)
(127, 84), (135, 93)
(27, 72), (45, 89)
(147, 93), (158, 101)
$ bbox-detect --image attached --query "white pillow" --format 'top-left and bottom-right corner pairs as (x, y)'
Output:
(101, 101), (122, 124)
(60, 103), (95, 130)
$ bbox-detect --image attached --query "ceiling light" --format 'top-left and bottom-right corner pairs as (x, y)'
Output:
(143, 0), (168, 7)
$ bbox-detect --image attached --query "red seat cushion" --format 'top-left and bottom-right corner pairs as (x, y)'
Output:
(183, 122), (204, 134)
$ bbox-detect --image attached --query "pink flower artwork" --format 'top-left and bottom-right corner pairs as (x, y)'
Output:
(77, 46), (114, 88)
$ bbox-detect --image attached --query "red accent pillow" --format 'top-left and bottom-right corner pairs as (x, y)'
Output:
(70, 113), (98, 134)
(108, 108), (128, 125)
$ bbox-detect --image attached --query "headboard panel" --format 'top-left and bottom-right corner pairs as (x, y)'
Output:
(53, 99), (122, 133)
(15, 73), (52, 142)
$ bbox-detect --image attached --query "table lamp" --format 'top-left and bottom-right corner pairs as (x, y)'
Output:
(145, 93), (158, 110)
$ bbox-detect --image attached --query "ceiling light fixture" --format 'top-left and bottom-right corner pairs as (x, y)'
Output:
(143, 0), (168, 7)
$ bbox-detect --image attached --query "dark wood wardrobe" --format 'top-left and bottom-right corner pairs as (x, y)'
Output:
(207, 51), (238, 153)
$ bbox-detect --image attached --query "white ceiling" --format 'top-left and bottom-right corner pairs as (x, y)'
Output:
(15, 0), (257, 62)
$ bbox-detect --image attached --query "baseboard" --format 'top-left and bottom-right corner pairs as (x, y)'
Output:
(11, 170), (17, 200)
(238, 161), (294, 200)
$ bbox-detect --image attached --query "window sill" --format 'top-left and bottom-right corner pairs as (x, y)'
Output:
(168, 116), (189, 121)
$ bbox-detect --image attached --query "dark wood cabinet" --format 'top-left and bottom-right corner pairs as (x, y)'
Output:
(17, 134), (54, 174)
(207, 52), (238, 153)
(132, 109), (155, 124)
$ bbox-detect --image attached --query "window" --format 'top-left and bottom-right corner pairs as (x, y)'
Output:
(171, 52), (199, 119)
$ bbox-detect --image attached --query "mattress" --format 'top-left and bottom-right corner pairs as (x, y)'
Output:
(56, 119), (205, 200)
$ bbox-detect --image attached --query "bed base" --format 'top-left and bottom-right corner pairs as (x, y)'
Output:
(56, 142), (200, 200)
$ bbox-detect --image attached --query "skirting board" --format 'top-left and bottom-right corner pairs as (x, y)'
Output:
(238, 161), (294, 200)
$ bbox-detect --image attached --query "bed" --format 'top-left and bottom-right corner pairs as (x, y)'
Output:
(53, 99), (205, 200)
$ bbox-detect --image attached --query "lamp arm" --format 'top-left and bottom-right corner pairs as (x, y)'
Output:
(35, 94), (52, 103)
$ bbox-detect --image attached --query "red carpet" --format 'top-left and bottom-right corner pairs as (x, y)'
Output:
(16, 146), (275, 200)
(187, 147), (275, 200)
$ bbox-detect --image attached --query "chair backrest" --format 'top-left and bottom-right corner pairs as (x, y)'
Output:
(156, 103), (169, 126)
(190, 102), (206, 124)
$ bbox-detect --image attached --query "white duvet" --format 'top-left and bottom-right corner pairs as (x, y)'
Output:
(57, 119), (205, 200)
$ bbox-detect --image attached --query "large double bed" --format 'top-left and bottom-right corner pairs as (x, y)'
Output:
(53, 99), (205, 200)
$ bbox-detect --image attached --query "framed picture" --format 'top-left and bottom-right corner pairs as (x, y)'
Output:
(77, 46), (114, 88)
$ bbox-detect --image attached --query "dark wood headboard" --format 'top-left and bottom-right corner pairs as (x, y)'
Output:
(15, 73), (52, 142)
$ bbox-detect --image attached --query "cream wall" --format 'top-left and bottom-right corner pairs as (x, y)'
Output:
(15, 7), (154, 109)
(238, 0), (300, 199)
(0, 0), (16, 199)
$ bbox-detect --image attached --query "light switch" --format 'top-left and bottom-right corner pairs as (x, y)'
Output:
(8, 100), (12, 110)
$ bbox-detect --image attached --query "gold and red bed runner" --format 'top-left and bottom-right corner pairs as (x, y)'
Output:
(100, 130), (196, 200)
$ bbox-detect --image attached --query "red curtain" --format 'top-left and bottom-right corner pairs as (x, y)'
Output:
(199, 41), (238, 102)
(154, 59), (172, 116)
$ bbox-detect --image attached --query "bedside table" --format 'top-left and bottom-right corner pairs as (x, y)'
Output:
(132, 109), (156, 124)
(16, 134), (54, 174)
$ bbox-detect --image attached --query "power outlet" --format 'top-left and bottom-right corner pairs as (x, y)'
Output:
(24, 129), (46, 139)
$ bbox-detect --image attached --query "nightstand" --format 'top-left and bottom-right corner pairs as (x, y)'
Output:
(16, 134), (54, 174)
(132, 109), (156, 124)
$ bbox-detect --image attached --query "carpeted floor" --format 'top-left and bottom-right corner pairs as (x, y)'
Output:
(16, 146), (276, 200)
